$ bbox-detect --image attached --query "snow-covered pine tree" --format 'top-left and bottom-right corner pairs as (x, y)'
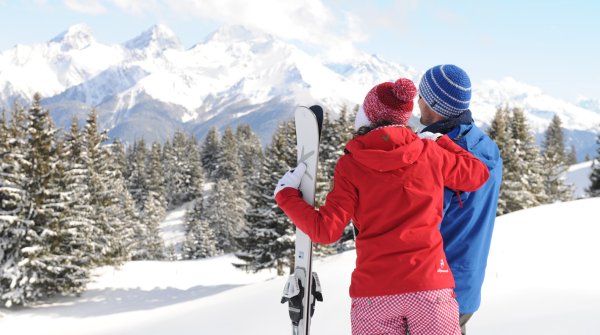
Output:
(541, 114), (574, 202)
(84, 109), (129, 265)
(501, 107), (547, 213)
(137, 142), (166, 260)
(487, 106), (512, 214)
(235, 124), (263, 198)
(61, 117), (95, 270)
(182, 199), (217, 259)
(0, 104), (34, 307)
(107, 140), (139, 262)
(161, 139), (177, 208)
(332, 105), (359, 251)
(183, 135), (204, 203)
(234, 120), (296, 275)
(127, 139), (148, 210)
(44, 137), (90, 296)
(211, 127), (247, 251)
(214, 127), (242, 181)
(201, 127), (220, 180)
(166, 131), (189, 207)
(567, 145), (578, 165)
(312, 111), (345, 256)
(204, 179), (246, 253)
(13, 93), (79, 304)
(587, 130), (600, 197)
(112, 138), (128, 180)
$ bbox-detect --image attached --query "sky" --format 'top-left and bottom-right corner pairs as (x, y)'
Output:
(0, 0), (599, 102)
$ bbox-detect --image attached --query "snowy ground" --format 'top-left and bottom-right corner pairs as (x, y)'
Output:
(160, 202), (192, 256)
(0, 173), (598, 334)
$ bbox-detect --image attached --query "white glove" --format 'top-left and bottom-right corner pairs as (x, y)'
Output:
(418, 131), (443, 141)
(274, 163), (307, 197)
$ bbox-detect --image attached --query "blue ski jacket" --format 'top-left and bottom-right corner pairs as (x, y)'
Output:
(439, 122), (502, 314)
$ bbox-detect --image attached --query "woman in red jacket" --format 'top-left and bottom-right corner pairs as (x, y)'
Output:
(274, 78), (490, 335)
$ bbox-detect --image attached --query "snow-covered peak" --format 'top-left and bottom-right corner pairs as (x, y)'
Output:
(576, 96), (600, 114)
(471, 77), (600, 133)
(326, 52), (419, 90)
(49, 24), (95, 50)
(204, 25), (274, 45)
(478, 77), (544, 99)
(124, 24), (182, 51)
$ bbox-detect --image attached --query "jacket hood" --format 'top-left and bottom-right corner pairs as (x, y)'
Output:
(345, 126), (424, 172)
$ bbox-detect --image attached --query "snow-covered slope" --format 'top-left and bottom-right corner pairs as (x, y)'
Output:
(1, 198), (599, 334)
(0, 24), (598, 157)
(567, 160), (594, 198)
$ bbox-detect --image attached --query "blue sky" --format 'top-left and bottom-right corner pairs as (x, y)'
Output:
(0, 0), (598, 101)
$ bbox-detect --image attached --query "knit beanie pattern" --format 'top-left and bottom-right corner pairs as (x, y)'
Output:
(361, 78), (417, 126)
(418, 64), (472, 118)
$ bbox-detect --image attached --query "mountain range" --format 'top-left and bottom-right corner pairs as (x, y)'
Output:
(1, 24), (598, 159)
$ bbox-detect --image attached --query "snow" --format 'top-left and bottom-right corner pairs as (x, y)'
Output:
(1, 198), (600, 334)
(566, 160), (593, 198)
(160, 202), (192, 255)
(3, 23), (598, 145)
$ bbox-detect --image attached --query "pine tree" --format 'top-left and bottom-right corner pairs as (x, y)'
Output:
(204, 179), (247, 253)
(567, 145), (578, 165)
(61, 117), (95, 271)
(5, 94), (87, 304)
(183, 199), (217, 259)
(500, 108), (547, 213)
(108, 141), (138, 262)
(331, 106), (358, 252)
(487, 106), (511, 214)
(587, 131), (600, 197)
(235, 120), (296, 275)
(19, 94), (65, 303)
(112, 138), (128, 179)
(214, 127), (243, 181)
(45, 138), (90, 295)
(541, 115), (574, 202)
(84, 109), (129, 265)
(127, 139), (148, 209)
(135, 142), (166, 260)
(313, 111), (346, 256)
(201, 127), (220, 180)
(161, 139), (176, 208)
(236, 124), (263, 197)
(184, 135), (204, 203)
(169, 131), (189, 206)
(0, 103), (34, 307)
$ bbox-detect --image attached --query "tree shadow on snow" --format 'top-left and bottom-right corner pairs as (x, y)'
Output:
(8, 284), (242, 318)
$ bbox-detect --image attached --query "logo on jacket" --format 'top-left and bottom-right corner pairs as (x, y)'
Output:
(437, 258), (449, 273)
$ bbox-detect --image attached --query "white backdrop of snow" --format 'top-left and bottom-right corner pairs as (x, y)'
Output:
(1, 194), (599, 334)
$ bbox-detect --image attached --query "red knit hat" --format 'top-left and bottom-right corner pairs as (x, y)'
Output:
(355, 78), (417, 129)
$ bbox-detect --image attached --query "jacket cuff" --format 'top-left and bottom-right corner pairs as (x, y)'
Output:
(275, 187), (302, 204)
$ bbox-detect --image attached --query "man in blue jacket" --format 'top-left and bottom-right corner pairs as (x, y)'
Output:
(417, 64), (503, 335)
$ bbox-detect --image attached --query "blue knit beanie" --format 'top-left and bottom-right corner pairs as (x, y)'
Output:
(418, 64), (471, 118)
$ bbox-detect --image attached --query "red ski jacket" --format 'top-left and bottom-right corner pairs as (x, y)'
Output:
(276, 125), (490, 297)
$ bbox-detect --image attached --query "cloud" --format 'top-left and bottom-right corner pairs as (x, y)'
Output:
(58, 0), (371, 61)
(165, 0), (364, 48)
(64, 0), (107, 14)
(109, 0), (161, 15)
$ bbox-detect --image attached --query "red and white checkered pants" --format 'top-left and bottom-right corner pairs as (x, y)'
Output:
(351, 288), (461, 335)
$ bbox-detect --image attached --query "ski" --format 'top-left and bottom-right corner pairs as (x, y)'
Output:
(281, 105), (324, 335)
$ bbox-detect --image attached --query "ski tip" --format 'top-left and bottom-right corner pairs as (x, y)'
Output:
(308, 105), (324, 139)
